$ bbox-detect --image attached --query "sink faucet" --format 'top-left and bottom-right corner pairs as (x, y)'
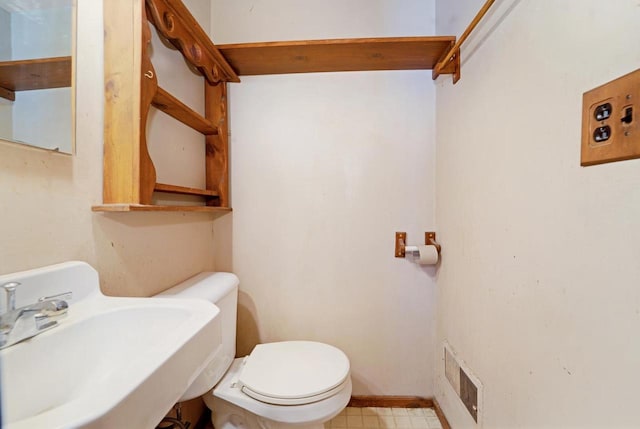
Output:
(0, 282), (71, 349)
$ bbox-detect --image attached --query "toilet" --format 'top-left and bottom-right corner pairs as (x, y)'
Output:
(156, 272), (352, 429)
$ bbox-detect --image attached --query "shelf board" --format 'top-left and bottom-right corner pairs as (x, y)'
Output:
(154, 182), (219, 198)
(217, 36), (456, 76)
(92, 204), (232, 215)
(152, 87), (218, 135)
(0, 56), (72, 91)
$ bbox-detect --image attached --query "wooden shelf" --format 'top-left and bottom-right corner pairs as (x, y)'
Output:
(101, 0), (231, 212)
(0, 56), (72, 91)
(99, 2), (464, 216)
(92, 204), (232, 215)
(152, 86), (219, 135)
(154, 183), (219, 198)
(217, 37), (456, 76)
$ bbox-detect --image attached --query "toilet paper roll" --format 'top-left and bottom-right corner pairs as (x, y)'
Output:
(416, 244), (439, 265)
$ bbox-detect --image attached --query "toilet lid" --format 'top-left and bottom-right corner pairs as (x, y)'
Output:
(239, 341), (350, 406)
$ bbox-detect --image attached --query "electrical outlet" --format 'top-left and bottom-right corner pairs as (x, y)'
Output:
(581, 69), (640, 166)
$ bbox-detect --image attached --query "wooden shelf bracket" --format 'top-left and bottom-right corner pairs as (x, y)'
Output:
(145, 0), (239, 84)
(432, 0), (495, 83)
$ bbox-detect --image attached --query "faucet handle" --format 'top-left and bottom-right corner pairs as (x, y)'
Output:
(38, 291), (73, 302)
(1, 282), (20, 311)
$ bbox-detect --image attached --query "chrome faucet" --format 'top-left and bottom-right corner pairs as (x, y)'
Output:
(0, 282), (71, 349)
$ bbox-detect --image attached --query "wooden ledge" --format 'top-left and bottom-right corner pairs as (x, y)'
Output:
(217, 36), (456, 76)
(348, 395), (434, 408)
(92, 204), (231, 215)
(0, 56), (71, 91)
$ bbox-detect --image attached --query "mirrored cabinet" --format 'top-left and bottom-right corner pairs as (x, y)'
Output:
(0, 0), (74, 154)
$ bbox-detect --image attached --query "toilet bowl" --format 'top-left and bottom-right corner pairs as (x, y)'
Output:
(156, 272), (352, 429)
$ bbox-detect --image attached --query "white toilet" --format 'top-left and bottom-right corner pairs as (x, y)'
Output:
(157, 272), (352, 429)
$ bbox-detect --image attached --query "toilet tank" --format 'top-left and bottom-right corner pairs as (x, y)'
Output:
(156, 272), (239, 400)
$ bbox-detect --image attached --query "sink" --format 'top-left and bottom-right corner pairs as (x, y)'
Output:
(0, 262), (221, 429)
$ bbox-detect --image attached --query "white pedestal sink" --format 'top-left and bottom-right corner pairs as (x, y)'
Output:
(0, 261), (221, 429)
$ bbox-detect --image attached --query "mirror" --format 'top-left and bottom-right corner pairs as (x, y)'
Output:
(0, 0), (74, 154)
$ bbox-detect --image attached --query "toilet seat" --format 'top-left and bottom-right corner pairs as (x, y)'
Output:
(210, 357), (353, 425)
(239, 341), (350, 406)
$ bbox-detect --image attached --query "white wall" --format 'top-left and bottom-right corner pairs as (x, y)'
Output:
(211, 0), (438, 395)
(210, 0), (435, 43)
(435, 0), (640, 427)
(0, 0), (220, 298)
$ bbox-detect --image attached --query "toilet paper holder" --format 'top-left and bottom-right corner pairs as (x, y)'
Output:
(395, 231), (441, 258)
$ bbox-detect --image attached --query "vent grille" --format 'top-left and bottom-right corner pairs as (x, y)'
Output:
(443, 343), (481, 424)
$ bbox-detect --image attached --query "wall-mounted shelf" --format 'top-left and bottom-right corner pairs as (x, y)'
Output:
(216, 0), (497, 81)
(0, 56), (72, 101)
(94, 0), (495, 215)
(94, 0), (236, 215)
(217, 37), (456, 76)
(92, 204), (231, 216)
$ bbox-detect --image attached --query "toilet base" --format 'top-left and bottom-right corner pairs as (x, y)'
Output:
(203, 358), (351, 429)
(211, 396), (325, 429)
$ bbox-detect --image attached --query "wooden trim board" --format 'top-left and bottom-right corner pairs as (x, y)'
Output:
(433, 399), (452, 429)
(348, 395), (434, 408)
(103, 0), (144, 205)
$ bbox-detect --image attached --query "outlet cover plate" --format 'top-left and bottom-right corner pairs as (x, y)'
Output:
(581, 68), (640, 166)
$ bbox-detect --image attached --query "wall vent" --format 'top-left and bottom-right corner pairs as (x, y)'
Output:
(443, 342), (482, 425)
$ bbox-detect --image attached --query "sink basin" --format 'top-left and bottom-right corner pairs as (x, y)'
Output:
(0, 262), (221, 429)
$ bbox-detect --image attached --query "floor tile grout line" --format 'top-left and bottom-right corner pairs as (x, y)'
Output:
(326, 407), (443, 429)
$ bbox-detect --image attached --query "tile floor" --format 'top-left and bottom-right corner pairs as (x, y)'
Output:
(325, 407), (443, 429)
